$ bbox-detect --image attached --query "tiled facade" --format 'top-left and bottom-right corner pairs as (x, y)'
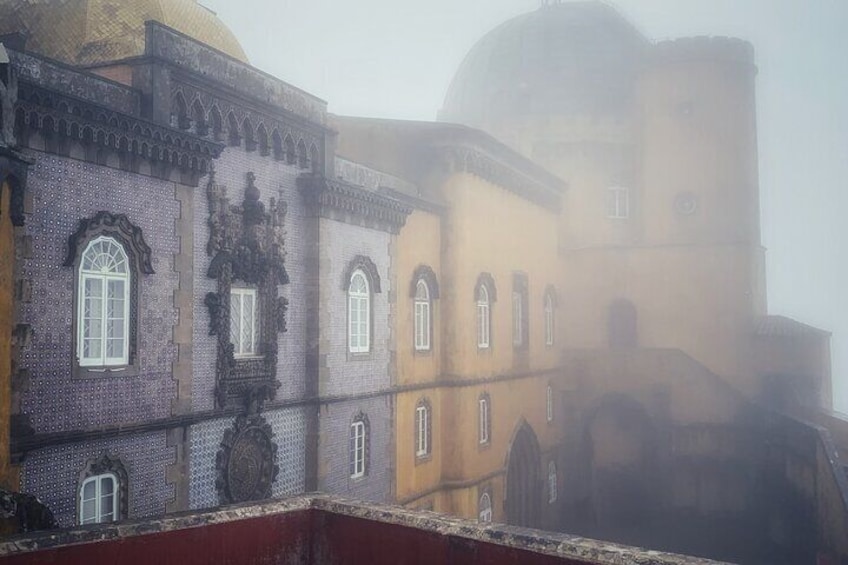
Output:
(21, 432), (174, 527)
(16, 154), (180, 433)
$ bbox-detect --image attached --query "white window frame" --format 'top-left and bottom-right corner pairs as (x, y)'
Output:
(512, 291), (523, 347)
(477, 285), (490, 349)
(350, 419), (366, 479)
(479, 396), (490, 445)
(478, 492), (493, 523)
(548, 461), (558, 504)
(414, 280), (431, 352)
(348, 270), (371, 353)
(546, 385), (554, 423)
(544, 294), (554, 346)
(416, 402), (430, 457)
(79, 472), (118, 525)
(607, 186), (630, 219)
(230, 287), (259, 358)
(78, 236), (131, 367)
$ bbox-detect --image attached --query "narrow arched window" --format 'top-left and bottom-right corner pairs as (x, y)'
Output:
(544, 293), (555, 346)
(80, 473), (118, 525)
(546, 384), (554, 423)
(78, 237), (130, 367)
(415, 399), (432, 458)
(477, 284), (490, 349)
(414, 280), (431, 351)
(478, 394), (490, 445)
(548, 461), (558, 504)
(478, 492), (493, 523)
(350, 414), (369, 479)
(348, 270), (370, 353)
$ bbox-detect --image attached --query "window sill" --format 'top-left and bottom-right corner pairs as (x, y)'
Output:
(347, 351), (373, 361)
(414, 453), (432, 466)
(74, 364), (139, 379)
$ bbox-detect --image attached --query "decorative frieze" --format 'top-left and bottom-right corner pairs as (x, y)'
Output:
(298, 174), (412, 235)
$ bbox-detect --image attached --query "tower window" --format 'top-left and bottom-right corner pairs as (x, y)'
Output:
(607, 186), (630, 219)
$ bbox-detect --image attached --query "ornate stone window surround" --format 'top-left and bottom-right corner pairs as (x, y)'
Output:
(76, 453), (129, 526)
(204, 171), (289, 409)
(65, 212), (154, 378)
(349, 411), (370, 481)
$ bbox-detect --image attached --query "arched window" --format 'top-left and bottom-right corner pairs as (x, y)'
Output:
(546, 384), (554, 423)
(78, 453), (128, 525)
(548, 461), (558, 504)
(78, 237), (130, 367)
(478, 492), (493, 523)
(350, 413), (370, 479)
(415, 398), (432, 458)
(475, 273), (496, 350)
(348, 270), (370, 353)
(478, 393), (490, 445)
(544, 293), (555, 346)
(414, 280), (431, 351)
(80, 473), (118, 525)
(513, 273), (528, 348)
(477, 284), (490, 349)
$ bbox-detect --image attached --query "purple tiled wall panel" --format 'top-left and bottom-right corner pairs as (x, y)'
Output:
(20, 432), (175, 527)
(318, 396), (393, 504)
(319, 219), (391, 397)
(188, 407), (308, 510)
(192, 147), (309, 411)
(17, 153), (179, 433)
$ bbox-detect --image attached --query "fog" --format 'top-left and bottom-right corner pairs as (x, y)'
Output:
(201, 0), (847, 411)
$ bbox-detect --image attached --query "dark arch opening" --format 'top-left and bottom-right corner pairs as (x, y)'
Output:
(505, 421), (542, 528)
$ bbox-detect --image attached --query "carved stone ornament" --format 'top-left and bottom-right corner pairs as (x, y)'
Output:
(215, 414), (279, 505)
(0, 49), (19, 148)
(64, 211), (155, 274)
(205, 169), (289, 409)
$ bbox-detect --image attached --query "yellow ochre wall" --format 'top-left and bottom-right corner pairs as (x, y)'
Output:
(394, 169), (562, 522)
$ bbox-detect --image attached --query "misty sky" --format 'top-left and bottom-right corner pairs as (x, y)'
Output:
(201, 0), (848, 412)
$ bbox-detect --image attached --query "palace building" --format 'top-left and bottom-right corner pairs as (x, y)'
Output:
(0, 1), (846, 563)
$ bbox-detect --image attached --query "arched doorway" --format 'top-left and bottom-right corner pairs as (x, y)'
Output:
(505, 421), (542, 528)
(584, 394), (657, 540)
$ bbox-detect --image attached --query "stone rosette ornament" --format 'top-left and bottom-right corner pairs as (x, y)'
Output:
(215, 414), (279, 505)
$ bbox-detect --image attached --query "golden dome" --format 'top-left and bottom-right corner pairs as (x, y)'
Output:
(0, 0), (248, 65)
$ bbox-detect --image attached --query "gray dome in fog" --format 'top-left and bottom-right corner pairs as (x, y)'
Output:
(440, 1), (648, 127)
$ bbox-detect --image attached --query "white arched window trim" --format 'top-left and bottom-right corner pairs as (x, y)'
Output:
(78, 236), (130, 367)
(478, 492), (493, 523)
(544, 293), (554, 346)
(80, 472), (118, 525)
(477, 284), (490, 349)
(414, 279), (431, 351)
(548, 461), (558, 504)
(478, 395), (490, 444)
(416, 401), (430, 457)
(348, 270), (370, 353)
(546, 384), (554, 423)
(350, 419), (367, 479)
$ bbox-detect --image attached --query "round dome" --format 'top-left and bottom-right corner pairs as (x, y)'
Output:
(0, 0), (248, 65)
(440, 1), (647, 127)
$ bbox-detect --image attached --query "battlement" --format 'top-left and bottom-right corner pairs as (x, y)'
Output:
(651, 36), (755, 68)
